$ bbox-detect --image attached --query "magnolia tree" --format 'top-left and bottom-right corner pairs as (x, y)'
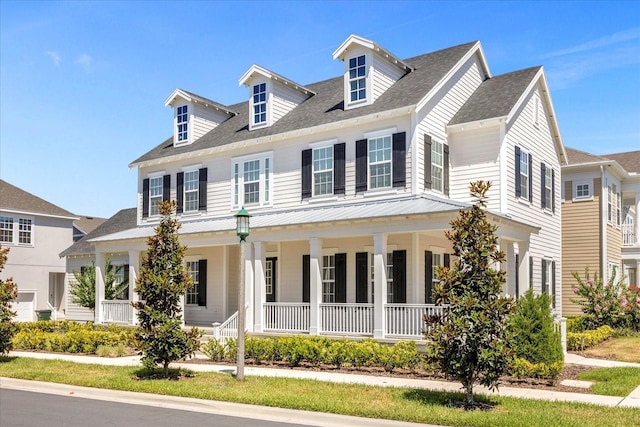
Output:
(0, 244), (18, 355)
(132, 201), (203, 376)
(424, 181), (514, 405)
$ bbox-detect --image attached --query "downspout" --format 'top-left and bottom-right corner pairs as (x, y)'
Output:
(600, 165), (607, 279)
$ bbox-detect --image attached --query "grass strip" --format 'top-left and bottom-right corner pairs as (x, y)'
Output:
(1, 356), (638, 427)
(577, 366), (640, 397)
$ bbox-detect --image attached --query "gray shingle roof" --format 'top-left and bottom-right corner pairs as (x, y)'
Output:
(60, 207), (137, 257)
(131, 41), (480, 165)
(73, 216), (107, 235)
(602, 151), (640, 174)
(0, 180), (76, 218)
(177, 89), (238, 115)
(565, 147), (608, 165)
(449, 66), (541, 125)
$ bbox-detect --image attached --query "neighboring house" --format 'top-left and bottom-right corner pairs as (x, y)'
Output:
(60, 208), (137, 322)
(0, 179), (77, 321)
(561, 148), (640, 316)
(73, 216), (107, 242)
(82, 35), (566, 340)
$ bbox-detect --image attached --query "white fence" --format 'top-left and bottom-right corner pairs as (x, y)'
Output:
(263, 303), (310, 332)
(320, 303), (374, 335)
(101, 300), (132, 324)
(385, 304), (445, 337)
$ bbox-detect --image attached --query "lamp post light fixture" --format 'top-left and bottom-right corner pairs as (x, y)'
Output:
(234, 207), (251, 380)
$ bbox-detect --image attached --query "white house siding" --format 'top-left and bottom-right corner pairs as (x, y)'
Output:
(448, 125), (502, 210)
(371, 55), (405, 102)
(272, 82), (308, 124)
(1, 214), (74, 315)
(192, 105), (229, 141)
(184, 245), (227, 325)
(504, 84), (562, 312)
(416, 54), (486, 195)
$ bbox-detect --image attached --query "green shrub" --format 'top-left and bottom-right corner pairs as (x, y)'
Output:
(509, 289), (563, 366)
(245, 337), (277, 364)
(511, 357), (563, 381)
(566, 325), (614, 351)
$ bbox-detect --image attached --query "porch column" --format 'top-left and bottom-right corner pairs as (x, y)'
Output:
(635, 193), (640, 245)
(94, 251), (106, 324)
(128, 250), (139, 326)
(517, 240), (530, 298)
(309, 237), (323, 335)
(253, 241), (265, 333)
(373, 233), (388, 339)
(245, 242), (255, 333)
(504, 241), (516, 297)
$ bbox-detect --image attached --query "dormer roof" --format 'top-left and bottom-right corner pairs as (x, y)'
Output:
(164, 88), (237, 117)
(238, 64), (316, 96)
(332, 34), (413, 73)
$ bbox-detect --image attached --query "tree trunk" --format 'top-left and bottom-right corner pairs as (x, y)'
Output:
(466, 383), (474, 404)
(163, 361), (169, 377)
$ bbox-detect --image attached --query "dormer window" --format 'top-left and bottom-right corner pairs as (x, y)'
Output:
(349, 55), (366, 102)
(177, 105), (189, 142)
(253, 83), (267, 125)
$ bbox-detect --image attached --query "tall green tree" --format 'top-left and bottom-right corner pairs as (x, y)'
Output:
(70, 257), (129, 312)
(132, 201), (202, 376)
(0, 244), (18, 355)
(424, 181), (514, 405)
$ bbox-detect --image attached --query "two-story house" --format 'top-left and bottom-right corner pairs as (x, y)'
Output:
(77, 35), (566, 340)
(561, 148), (640, 316)
(0, 179), (77, 321)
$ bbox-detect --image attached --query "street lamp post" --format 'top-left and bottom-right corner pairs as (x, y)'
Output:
(235, 207), (251, 380)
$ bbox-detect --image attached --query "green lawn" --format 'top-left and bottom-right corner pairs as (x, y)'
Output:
(1, 357), (638, 427)
(578, 367), (640, 397)
(580, 336), (640, 363)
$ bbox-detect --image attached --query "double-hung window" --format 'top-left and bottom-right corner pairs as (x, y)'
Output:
(186, 261), (200, 305)
(0, 216), (14, 243)
(520, 150), (530, 200)
(368, 136), (392, 189)
(177, 105), (188, 143)
(149, 176), (163, 217)
(183, 170), (199, 212)
(253, 83), (267, 125)
(575, 182), (591, 199)
(322, 255), (335, 303)
(313, 146), (333, 196)
(0, 215), (32, 246)
(18, 219), (32, 244)
(545, 167), (553, 208)
(541, 259), (555, 307)
(616, 192), (622, 227)
(232, 152), (273, 208)
(607, 185), (613, 224)
(431, 140), (444, 192)
(349, 55), (366, 102)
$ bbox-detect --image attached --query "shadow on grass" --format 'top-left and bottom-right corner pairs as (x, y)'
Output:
(133, 367), (195, 381)
(0, 356), (17, 363)
(403, 388), (499, 411)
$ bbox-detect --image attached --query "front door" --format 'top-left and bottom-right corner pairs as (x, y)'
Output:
(266, 257), (277, 302)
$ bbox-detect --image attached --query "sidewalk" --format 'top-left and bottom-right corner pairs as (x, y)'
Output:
(4, 350), (640, 408)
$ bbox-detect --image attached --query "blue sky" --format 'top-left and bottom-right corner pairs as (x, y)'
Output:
(1, 1), (638, 219)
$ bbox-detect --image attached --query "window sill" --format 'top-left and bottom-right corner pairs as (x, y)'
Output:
(517, 197), (531, 207)
(180, 211), (204, 219)
(572, 196), (594, 202)
(308, 195), (340, 204)
(363, 188), (398, 198)
(185, 305), (207, 310)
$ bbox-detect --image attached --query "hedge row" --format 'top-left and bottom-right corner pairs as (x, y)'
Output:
(510, 357), (564, 381)
(12, 320), (136, 354)
(202, 336), (423, 372)
(566, 325), (614, 351)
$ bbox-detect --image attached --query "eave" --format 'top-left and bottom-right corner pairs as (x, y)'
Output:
(238, 64), (316, 96)
(332, 34), (413, 73)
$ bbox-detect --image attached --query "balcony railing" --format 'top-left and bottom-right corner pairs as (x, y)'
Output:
(623, 223), (636, 246)
(263, 303), (310, 332)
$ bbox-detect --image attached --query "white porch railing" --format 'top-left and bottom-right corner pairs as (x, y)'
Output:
(385, 304), (445, 337)
(216, 311), (239, 342)
(46, 301), (57, 321)
(101, 300), (132, 324)
(320, 303), (374, 335)
(263, 303), (310, 332)
(623, 223), (636, 246)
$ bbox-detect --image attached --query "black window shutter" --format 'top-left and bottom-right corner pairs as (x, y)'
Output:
(424, 135), (432, 190)
(335, 253), (347, 303)
(198, 260), (207, 306)
(515, 253), (520, 300)
(162, 174), (170, 202)
(392, 132), (406, 188)
(515, 146), (521, 198)
(80, 266), (86, 275)
(540, 163), (547, 209)
(444, 253), (450, 268)
(443, 144), (450, 196)
(199, 168), (208, 211)
(355, 252), (368, 303)
(541, 259), (547, 295)
(301, 149), (312, 199)
(552, 169), (556, 213)
(393, 250), (407, 303)
(529, 256), (533, 289)
(176, 172), (184, 214)
(528, 153), (533, 202)
(123, 265), (130, 300)
(334, 143), (345, 195)
(266, 257), (277, 303)
(142, 178), (150, 218)
(302, 255), (310, 303)
(425, 251), (433, 304)
(355, 139), (368, 193)
(551, 261), (556, 308)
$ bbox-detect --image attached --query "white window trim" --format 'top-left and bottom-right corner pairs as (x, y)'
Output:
(230, 151), (274, 209)
(364, 127), (397, 139)
(0, 214), (35, 247)
(147, 172), (165, 218)
(249, 80), (271, 130)
(344, 52), (371, 110)
(573, 180), (593, 201)
(181, 164), (203, 215)
(518, 147), (530, 202)
(185, 255), (202, 307)
(367, 134), (393, 191)
(544, 166), (553, 213)
(174, 103), (191, 146)
(607, 185), (613, 225)
(312, 144), (334, 198)
(431, 139), (445, 194)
